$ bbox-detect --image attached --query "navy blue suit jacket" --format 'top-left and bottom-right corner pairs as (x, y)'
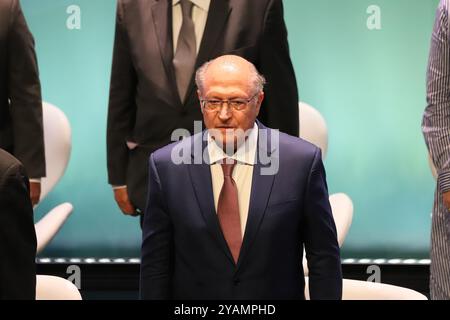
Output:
(140, 124), (342, 300)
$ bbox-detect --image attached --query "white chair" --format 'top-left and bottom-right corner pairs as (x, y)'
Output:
(34, 104), (77, 300)
(34, 102), (73, 254)
(36, 275), (82, 300)
(299, 101), (328, 159)
(35, 203), (73, 254)
(299, 102), (354, 275)
(40, 102), (72, 201)
(304, 277), (427, 300)
(329, 193), (353, 247)
(298, 103), (354, 239)
(299, 103), (427, 300)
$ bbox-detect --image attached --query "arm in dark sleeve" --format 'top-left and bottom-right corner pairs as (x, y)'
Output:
(303, 148), (342, 300)
(258, 0), (299, 137)
(140, 154), (173, 300)
(0, 159), (37, 299)
(8, 0), (45, 179)
(107, 0), (137, 185)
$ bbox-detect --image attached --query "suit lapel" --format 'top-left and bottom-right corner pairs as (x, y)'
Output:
(151, 0), (181, 107)
(236, 126), (277, 271)
(183, 0), (232, 106)
(187, 133), (235, 265)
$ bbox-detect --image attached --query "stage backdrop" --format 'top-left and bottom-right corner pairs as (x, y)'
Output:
(24, 0), (439, 259)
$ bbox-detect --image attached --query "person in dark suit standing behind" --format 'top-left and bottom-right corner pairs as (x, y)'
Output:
(140, 55), (341, 300)
(107, 0), (299, 217)
(0, 148), (37, 300)
(0, 0), (45, 207)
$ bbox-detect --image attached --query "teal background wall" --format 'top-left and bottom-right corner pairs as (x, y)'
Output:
(23, 0), (440, 258)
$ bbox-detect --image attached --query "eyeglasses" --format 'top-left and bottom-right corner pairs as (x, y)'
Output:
(200, 93), (259, 112)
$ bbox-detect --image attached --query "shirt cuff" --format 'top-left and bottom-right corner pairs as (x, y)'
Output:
(112, 185), (127, 190)
(438, 170), (450, 193)
(29, 178), (41, 183)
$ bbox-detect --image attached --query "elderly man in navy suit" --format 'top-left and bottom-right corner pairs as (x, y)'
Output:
(140, 55), (341, 300)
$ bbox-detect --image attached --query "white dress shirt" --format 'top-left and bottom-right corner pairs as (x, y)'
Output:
(207, 123), (258, 237)
(172, 0), (211, 54)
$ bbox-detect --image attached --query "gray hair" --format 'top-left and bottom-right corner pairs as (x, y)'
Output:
(195, 57), (266, 95)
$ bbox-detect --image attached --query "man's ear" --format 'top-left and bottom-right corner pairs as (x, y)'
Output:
(197, 90), (204, 113)
(255, 91), (265, 115)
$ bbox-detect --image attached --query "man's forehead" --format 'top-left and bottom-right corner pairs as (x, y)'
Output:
(206, 59), (251, 75)
(204, 67), (252, 86)
(204, 86), (248, 97)
(203, 77), (252, 94)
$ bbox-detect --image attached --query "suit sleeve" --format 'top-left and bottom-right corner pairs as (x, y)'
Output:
(258, 0), (299, 137)
(107, 0), (138, 185)
(7, 0), (45, 179)
(303, 148), (342, 300)
(422, 0), (450, 193)
(140, 154), (173, 299)
(0, 161), (37, 299)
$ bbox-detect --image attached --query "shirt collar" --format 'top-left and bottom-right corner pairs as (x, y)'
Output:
(173, 0), (210, 12)
(207, 123), (258, 166)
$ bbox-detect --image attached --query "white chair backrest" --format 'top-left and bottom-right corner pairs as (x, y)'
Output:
(299, 101), (328, 159)
(35, 103), (73, 253)
(304, 278), (427, 300)
(40, 102), (72, 201)
(35, 203), (73, 254)
(329, 193), (353, 247)
(341, 279), (428, 300)
(36, 275), (81, 300)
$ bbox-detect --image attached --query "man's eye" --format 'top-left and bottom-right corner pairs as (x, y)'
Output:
(209, 100), (221, 106)
(230, 101), (245, 107)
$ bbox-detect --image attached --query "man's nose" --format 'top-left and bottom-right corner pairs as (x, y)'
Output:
(218, 104), (232, 120)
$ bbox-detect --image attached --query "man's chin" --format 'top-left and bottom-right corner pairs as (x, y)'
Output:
(216, 127), (236, 136)
(209, 128), (247, 153)
(213, 138), (236, 152)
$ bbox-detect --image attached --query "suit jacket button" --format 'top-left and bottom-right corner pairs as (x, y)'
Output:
(234, 279), (240, 286)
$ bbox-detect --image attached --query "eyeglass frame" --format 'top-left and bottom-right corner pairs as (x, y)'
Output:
(200, 92), (260, 112)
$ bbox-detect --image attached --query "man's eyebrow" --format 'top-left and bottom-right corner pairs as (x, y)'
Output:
(206, 94), (248, 99)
